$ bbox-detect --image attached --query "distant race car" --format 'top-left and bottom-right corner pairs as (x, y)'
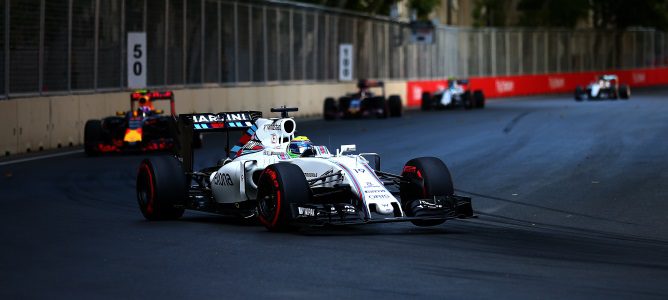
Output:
(84, 90), (179, 155)
(421, 79), (485, 110)
(136, 106), (474, 231)
(575, 75), (630, 101)
(323, 79), (402, 120)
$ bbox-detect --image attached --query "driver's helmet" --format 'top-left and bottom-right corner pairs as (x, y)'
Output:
(138, 95), (154, 110)
(138, 105), (151, 116)
(287, 136), (313, 158)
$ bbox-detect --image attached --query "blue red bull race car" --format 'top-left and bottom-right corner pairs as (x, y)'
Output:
(83, 90), (179, 156)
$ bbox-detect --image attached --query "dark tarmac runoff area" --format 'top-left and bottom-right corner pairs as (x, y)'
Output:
(1, 88), (668, 299)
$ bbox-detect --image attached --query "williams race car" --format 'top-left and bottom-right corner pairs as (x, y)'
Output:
(574, 75), (630, 101)
(136, 107), (473, 231)
(323, 79), (403, 120)
(84, 90), (179, 155)
(421, 79), (485, 110)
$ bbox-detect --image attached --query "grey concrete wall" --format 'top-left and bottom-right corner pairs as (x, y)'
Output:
(0, 81), (408, 156)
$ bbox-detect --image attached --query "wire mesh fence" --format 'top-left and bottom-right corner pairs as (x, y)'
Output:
(0, 0), (666, 98)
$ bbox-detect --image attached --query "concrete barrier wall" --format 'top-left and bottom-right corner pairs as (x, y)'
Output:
(1, 81), (408, 156)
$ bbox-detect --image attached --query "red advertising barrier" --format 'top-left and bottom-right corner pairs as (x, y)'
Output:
(406, 67), (668, 107)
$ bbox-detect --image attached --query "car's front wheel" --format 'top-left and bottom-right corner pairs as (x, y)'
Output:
(257, 163), (310, 231)
(400, 157), (454, 227)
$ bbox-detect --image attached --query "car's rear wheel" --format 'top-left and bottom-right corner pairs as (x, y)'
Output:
(421, 92), (432, 111)
(136, 156), (186, 220)
(323, 97), (338, 120)
(400, 157), (454, 227)
(84, 120), (102, 156)
(388, 95), (402, 117)
(473, 90), (485, 108)
(463, 91), (473, 110)
(620, 85), (631, 99)
(338, 97), (352, 118)
(368, 96), (388, 118)
(257, 163), (310, 231)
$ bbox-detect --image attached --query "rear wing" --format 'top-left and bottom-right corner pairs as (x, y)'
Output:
(130, 90), (176, 116)
(447, 79), (469, 85)
(177, 111), (262, 173)
(600, 75), (618, 81)
(357, 79), (385, 97)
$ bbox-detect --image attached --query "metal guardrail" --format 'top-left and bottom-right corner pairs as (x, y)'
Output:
(0, 0), (666, 99)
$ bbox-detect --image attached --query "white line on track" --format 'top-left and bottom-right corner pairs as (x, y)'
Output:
(0, 149), (84, 166)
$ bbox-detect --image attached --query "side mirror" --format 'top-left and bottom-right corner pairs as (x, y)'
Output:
(339, 144), (356, 154)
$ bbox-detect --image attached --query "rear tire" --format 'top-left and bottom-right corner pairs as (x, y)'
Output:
(574, 86), (584, 101)
(399, 157), (454, 227)
(421, 92), (432, 111)
(463, 91), (473, 110)
(619, 85), (630, 99)
(323, 97), (338, 120)
(388, 95), (403, 117)
(84, 120), (102, 156)
(473, 90), (485, 108)
(257, 163), (310, 231)
(338, 97), (351, 118)
(369, 96), (388, 119)
(136, 156), (186, 220)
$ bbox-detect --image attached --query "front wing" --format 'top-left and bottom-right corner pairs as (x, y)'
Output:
(287, 195), (474, 226)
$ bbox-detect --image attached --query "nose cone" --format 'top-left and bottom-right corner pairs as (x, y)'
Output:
(124, 128), (143, 143)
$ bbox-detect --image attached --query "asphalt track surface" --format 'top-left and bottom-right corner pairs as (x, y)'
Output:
(2, 89), (668, 299)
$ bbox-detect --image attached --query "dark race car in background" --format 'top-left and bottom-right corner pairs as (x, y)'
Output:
(83, 90), (179, 155)
(323, 79), (403, 120)
(421, 79), (485, 110)
(574, 74), (630, 101)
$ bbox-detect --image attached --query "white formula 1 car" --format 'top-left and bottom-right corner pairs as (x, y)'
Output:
(136, 107), (473, 231)
(421, 79), (485, 110)
(574, 75), (630, 101)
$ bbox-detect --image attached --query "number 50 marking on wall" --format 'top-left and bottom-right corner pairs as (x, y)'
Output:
(127, 32), (147, 88)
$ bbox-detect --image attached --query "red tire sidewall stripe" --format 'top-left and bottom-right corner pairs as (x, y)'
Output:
(140, 163), (155, 215)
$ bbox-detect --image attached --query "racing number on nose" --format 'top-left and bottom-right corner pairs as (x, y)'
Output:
(133, 44), (143, 76)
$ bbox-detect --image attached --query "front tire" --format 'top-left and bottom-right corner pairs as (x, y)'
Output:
(136, 156), (186, 220)
(256, 163), (310, 231)
(400, 157), (454, 227)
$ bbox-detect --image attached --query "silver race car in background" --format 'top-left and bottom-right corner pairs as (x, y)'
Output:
(136, 107), (473, 231)
(421, 79), (485, 110)
(575, 74), (630, 101)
